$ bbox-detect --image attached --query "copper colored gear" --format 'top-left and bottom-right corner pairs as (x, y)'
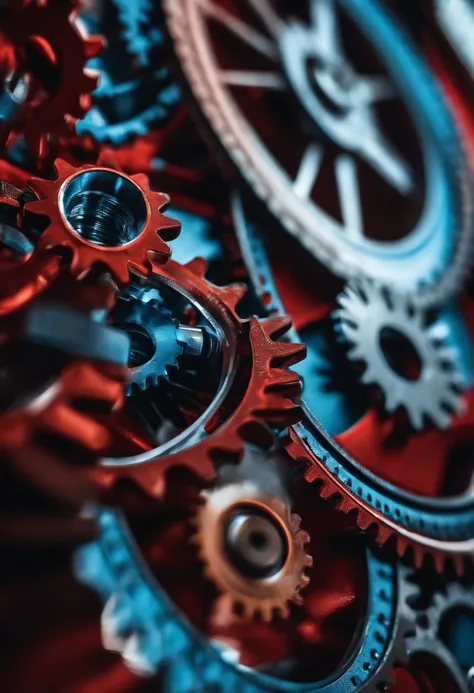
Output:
(0, 0), (102, 157)
(286, 429), (474, 575)
(0, 360), (125, 545)
(191, 449), (312, 621)
(99, 256), (306, 496)
(24, 158), (181, 285)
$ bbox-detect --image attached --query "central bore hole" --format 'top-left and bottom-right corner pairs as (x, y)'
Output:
(113, 322), (155, 368)
(249, 531), (268, 551)
(61, 170), (147, 248)
(379, 326), (423, 381)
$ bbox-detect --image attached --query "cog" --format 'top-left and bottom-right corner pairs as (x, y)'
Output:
(335, 279), (466, 429)
(111, 286), (183, 394)
(192, 447), (312, 621)
(24, 157), (181, 285)
(0, 0), (103, 158)
(99, 256), (306, 497)
(164, 0), (473, 308)
(404, 578), (474, 691)
(76, 503), (410, 691)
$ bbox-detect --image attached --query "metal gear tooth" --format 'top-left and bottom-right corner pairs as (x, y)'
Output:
(335, 280), (467, 430)
(191, 447), (311, 622)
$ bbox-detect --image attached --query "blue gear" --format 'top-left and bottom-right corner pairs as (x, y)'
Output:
(75, 505), (407, 692)
(76, 8), (180, 145)
(111, 288), (182, 395)
(234, 192), (474, 563)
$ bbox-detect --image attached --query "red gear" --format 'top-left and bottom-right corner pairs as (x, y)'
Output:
(0, 0), (102, 157)
(0, 360), (125, 545)
(98, 256), (306, 496)
(24, 157), (181, 285)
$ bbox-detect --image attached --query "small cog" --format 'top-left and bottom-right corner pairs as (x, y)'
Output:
(335, 279), (466, 429)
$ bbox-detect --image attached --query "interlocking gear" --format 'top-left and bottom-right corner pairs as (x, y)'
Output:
(164, 0), (472, 307)
(24, 157), (181, 285)
(192, 448), (312, 621)
(110, 285), (183, 394)
(335, 279), (466, 429)
(405, 579), (474, 691)
(100, 256), (306, 496)
(0, 0), (103, 157)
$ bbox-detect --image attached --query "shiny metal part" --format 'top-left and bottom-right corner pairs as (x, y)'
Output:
(335, 279), (466, 429)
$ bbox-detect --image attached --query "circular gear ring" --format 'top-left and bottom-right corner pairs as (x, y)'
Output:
(99, 256), (306, 497)
(287, 422), (474, 575)
(164, 0), (473, 307)
(24, 157), (181, 286)
(192, 448), (312, 621)
(335, 279), (465, 429)
(0, 0), (103, 156)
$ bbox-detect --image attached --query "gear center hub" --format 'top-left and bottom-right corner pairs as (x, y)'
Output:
(379, 325), (423, 381)
(224, 505), (289, 579)
(60, 169), (148, 248)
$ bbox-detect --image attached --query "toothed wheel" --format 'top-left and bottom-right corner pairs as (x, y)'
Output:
(24, 157), (181, 286)
(335, 279), (466, 429)
(192, 448), (312, 621)
(110, 289), (183, 395)
(99, 256), (306, 498)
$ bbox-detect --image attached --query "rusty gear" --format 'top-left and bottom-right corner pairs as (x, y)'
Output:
(0, 0), (102, 157)
(24, 157), (181, 285)
(191, 447), (312, 621)
(100, 256), (306, 496)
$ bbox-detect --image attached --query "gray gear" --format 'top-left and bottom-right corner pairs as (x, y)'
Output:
(335, 279), (466, 429)
(405, 581), (474, 692)
(112, 288), (183, 395)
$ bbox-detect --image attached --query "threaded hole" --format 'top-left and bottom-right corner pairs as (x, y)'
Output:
(61, 170), (147, 248)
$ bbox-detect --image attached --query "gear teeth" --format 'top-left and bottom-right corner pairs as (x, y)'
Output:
(260, 315), (292, 341)
(184, 256), (207, 276)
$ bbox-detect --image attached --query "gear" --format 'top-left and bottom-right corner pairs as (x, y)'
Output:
(111, 286), (183, 394)
(335, 279), (466, 429)
(76, 503), (410, 691)
(287, 417), (474, 575)
(404, 579), (474, 692)
(24, 157), (181, 285)
(0, 344), (125, 545)
(192, 448), (312, 621)
(99, 256), (306, 497)
(0, 0), (103, 158)
(164, 0), (472, 307)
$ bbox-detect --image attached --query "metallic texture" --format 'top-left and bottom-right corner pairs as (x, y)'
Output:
(110, 285), (183, 393)
(100, 256), (306, 498)
(406, 579), (474, 691)
(192, 448), (312, 620)
(164, 0), (473, 307)
(24, 157), (181, 285)
(76, 505), (410, 691)
(335, 279), (466, 429)
(0, 0), (103, 157)
(287, 418), (474, 574)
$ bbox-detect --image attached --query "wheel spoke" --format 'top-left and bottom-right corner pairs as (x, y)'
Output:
(219, 70), (286, 89)
(354, 75), (396, 105)
(352, 107), (413, 194)
(335, 154), (363, 240)
(200, 0), (279, 60)
(244, 0), (285, 40)
(309, 0), (343, 58)
(293, 143), (323, 199)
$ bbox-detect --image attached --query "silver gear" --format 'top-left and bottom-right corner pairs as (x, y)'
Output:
(405, 580), (474, 692)
(335, 279), (466, 429)
(112, 287), (183, 395)
(191, 447), (312, 621)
